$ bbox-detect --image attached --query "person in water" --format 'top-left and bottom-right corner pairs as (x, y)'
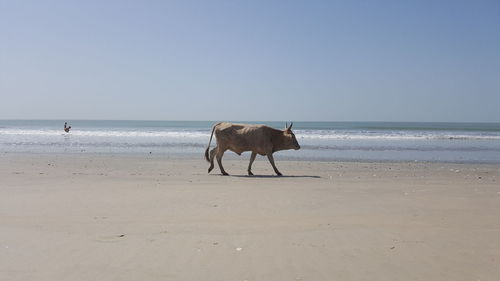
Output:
(64, 122), (71, 133)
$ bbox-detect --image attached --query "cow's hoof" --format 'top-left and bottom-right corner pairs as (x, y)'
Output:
(221, 172), (229, 176)
(208, 167), (213, 173)
(248, 171), (254, 176)
(276, 172), (283, 176)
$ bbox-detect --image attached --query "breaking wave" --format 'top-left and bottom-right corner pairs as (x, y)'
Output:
(2, 128), (500, 141)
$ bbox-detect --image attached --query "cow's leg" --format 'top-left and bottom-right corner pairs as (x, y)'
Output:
(216, 148), (229, 176)
(208, 147), (217, 173)
(247, 151), (257, 176)
(266, 153), (282, 176)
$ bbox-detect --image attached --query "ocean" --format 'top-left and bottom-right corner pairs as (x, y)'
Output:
(1, 120), (500, 163)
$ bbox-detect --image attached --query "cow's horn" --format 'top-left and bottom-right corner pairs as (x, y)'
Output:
(285, 122), (288, 129)
(288, 122), (293, 130)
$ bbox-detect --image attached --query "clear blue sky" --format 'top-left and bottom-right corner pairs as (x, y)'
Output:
(1, 0), (499, 122)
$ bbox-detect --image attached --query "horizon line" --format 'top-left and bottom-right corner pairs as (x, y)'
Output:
(0, 119), (499, 124)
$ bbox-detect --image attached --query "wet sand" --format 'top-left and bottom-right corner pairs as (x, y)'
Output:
(1, 153), (499, 281)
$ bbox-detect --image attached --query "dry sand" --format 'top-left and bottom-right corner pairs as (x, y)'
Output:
(1, 153), (499, 281)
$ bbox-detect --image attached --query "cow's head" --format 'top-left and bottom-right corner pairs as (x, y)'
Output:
(284, 122), (300, 150)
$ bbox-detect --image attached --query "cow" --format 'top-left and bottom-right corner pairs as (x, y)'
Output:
(204, 122), (300, 176)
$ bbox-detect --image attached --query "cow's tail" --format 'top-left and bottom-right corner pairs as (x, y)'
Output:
(204, 123), (218, 162)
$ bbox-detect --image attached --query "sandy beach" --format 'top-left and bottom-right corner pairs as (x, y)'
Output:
(1, 153), (499, 281)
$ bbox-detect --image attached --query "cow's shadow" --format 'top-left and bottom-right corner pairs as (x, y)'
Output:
(230, 174), (321, 179)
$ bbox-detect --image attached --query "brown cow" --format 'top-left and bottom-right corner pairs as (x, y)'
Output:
(204, 122), (300, 176)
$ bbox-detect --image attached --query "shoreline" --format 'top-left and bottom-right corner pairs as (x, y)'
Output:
(3, 150), (500, 165)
